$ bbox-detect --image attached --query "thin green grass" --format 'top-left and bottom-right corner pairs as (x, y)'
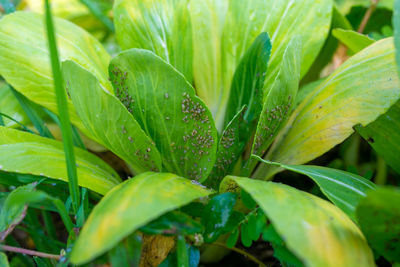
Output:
(44, 0), (80, 214)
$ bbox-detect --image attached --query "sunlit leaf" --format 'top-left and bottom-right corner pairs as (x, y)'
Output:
(70, 172), (212, 265)
(255, 38), (400, 179)
(191, 0), (332, 130)
(394, 0), (400, 74)
(332, 28), (375, 53)
(356, 187), (400, 262)
(0, 127), (120, 195)
(0, 83), (28, 128)
(114, 0), (192, 82)
(62, 60), (162, 174)
(335, 0), (394, 14)
(222, 176), (375, 267)
(254, 156), (376, 221)
(109, 49), (218, 181)
(0, 11), (111, 136)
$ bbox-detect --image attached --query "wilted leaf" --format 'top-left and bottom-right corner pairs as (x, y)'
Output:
(70, 172), (212, 265)
(0, 127), (120, 195)
(222, 176), (375, 267)
(109, 49), (218, 181)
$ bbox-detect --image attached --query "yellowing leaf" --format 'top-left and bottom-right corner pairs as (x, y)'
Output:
(70, 172), (212, 265)
(222, 176), (375, 267)
(0, 11), (111, 136)
(0, 127), (120, 195)
(255, 37), (400, 179)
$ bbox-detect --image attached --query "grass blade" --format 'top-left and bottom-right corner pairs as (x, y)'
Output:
(44, 0), (80, 213)
(10, 87), (54, 138)
(79, 0), (114, 32)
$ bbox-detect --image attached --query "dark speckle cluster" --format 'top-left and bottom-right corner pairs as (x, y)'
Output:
(110, 65), (134, 113)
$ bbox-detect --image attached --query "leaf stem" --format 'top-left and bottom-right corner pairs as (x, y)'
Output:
(210, 242), (267, 267)
(357, 0), (380, 33)
(0, 244), (61, 260)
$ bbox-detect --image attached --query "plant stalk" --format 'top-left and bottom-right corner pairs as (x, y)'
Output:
(0, 244), (61, 260)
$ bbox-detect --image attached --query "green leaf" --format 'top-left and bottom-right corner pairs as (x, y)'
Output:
(356, 187), (400, 262)
(332, 28), (375, 53)
(0, 11), (111, 136)
(224, 32), (271, 129)
(177, 235), (189, 267)
(246, 37), (302, 175)
(190, 0), (332, 130)
(202, 192), (237, 243)
(62, 60), (162, 173)
(70, 172), (212, 265)
(114, 0), (192, 82)
(335, 0), (394, 14)
(0, 83), (29, 128)
(109, 49), (218, 181)
(355, 101), (400, 174)
(226, 228), (239, 248)
(254, 156), (376, 221)
(0, 253), (9, 267)
(394, 0), (400, 74)
(222, 176), (375, 267)
(206, 106), (246, 189)
(108, 233), (142, 267)
(255, 37), (400, 179)
(0, 127), (120, 195)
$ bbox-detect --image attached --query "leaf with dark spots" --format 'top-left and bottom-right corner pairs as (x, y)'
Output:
(355, 100), (400, 174)
(245, 37), (302, 176)
(201, 192), (238, 243)
(224, 32), (271, 132)
(109, 49), (218, 182)
(206, 106), (246, 189)
(62, 60), (162, 174)
(140, 211), (203, 236)
(356, 187), (400, 262)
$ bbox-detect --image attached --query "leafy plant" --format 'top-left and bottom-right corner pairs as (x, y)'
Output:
(0, 0), (399, 266)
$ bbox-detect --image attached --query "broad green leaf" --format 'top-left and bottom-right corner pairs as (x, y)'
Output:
(108, 233), (142, 267)
(356, 187), (400, 262)
(0, 253), (9, 267)
(0, 11), (111, 136)
(255, 38), (400, 179)
(254, 156), (376, 221)
(222, 176), (375, 267)
(224, 32), (271, 128)
(395, 0), (400, 74)
(0, 83), (28, 128)
(109, 49), (218, 182)
(0, 127), (120, 195)
(201, 192), (237, 243)
(332, 28), (375, 53)
(190, 0), (332, 130)
(295, 79), (325, 108)
(206, 106), (246, 189)
(246, 37), (302, 175)
(62, 60), (162, 174)
(70, 172), (212, 265)
(355, 101), (400, 174)
(114, 0), (192, 83)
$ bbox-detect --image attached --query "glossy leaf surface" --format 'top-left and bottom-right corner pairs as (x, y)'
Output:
(109, 49), (218, 181)
(222, 176), (375, 267)
(255, 156), (376, 221)
(356, 187), (400, 262)
(62, 60), (162, 174)
(191, 0), (332, 130)
(70, 172), (212, 265)
(0, 127), (120, 195)
(0, 11), (111, 135)
(256, 38), (400, 179)
(114, 0), (192, 82)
